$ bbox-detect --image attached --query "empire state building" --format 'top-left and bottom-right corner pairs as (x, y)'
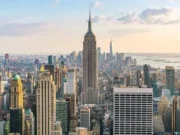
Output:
(81, 9), (98, 104)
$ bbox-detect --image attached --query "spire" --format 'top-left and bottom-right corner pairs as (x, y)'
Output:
(88, 5), (92, 32)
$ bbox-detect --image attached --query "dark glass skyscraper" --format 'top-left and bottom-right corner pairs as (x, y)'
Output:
(166, 66), (175, 95)
(143, 64), (150, 87)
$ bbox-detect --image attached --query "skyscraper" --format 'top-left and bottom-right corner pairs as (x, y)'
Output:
(113, 87), (153, 135)
(110, 37), (113, 60)
(172, 96), (178, 135)
(56, 99), (69, 134)
(82, 8), (98, 104)
(9, 74), (24, 135)
(10, 74), (24, 108)
(36, 71), (56, 135)
(80, 108), (90, 130)
(67, 69), (76, 94)
(166, 66), (175, 95)
(143, 64), (150, 87)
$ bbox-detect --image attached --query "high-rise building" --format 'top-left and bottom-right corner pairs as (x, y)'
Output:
(9, 74), (24, 135)
(10, 74), (24, 108)
(56, 99), (69, 134)
(113, 87), (153, 135)
(158, 96), (169, 126)
(136, 70), (143, 87)
(172, 96), (178, 135)
(80, 108), (90, 130)
(48, 55), (53, 65)
(81, 9), (98, 104)
(97, 47), (101, 63)
(4, 54), (9, 65)
(110, 38), (113, 60)
(65, 94), (77, 132)
(143, 64), (150, 87)
(163, 107), (172, 132)
(10, 108), (25, 135)
(166, 66), (175, 95)
(36, 71), (56, 135)
(25, 109), (34, 135)
(24, 120), (30, 135)
(26, 73), (33, 94)
(67, 69), (76, 94)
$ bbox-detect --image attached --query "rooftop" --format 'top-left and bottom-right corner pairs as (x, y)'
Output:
(114, 87), (153, 93)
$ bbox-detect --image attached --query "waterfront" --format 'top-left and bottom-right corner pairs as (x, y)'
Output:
(126, 53), (180, 69)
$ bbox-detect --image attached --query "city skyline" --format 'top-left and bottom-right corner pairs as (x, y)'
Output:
(1, 0), (180, 53)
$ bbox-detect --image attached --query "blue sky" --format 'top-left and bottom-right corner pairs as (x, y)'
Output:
(1, 0), (180, 53)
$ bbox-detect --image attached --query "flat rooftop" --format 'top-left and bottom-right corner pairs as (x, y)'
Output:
(114, 87), (153, 93)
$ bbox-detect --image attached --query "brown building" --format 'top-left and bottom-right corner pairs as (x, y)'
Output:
(81, 9), (98, 104)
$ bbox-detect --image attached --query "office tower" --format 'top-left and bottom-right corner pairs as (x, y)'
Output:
(60, 62), (67, 97)
(158, 96), (169, 129)
(65, 95), (77, 132)
(56, 99), (69, 134)
(67, 69), (77, 94)
(110, 38), (113, 60)
(113, 88), (153, 135)
(97, 47), (101, 62)
(166, 66), (175, 95)
(10, 74), (23, 108)
(36, 71), (56, 135)
(143, 64), (150, 87)
(172, 96), (178, 134)
(24, 120), (30, 135)
(55, 66), (61, 95)
(26, 73), (33, 94)
(10, 108), (25, 135)
(80, 108), (90, 130)
(76, 127), (88, 135)
(136, 70), (142, 87)
(4, 54), (9, 65)
(32, 103), (36, 135)
(53, 121), (63, 135)
(9, 74), (24, 135)
(163, 107), (172, 132)
(161, 89), (171, 100)
(25, 109), (34, 135)
(82, 9), (98, 104)
(26, 93), (36, 111)
(48, 55), (53, 65)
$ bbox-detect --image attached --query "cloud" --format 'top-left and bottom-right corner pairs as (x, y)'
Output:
(90, 1), (102, 9)
(89, 15), (114, 23)
(117, 7), (180, 25)
(117, 13), (141, 24)
(0, 22), (49, 36)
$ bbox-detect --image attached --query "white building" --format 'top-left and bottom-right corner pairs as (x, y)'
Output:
(80, 108), (90, 130)
(113, 87), (153, 135)
(36, 71), (56, 135)
(161, 89), (171, 100)
(67, 69), (76, 94)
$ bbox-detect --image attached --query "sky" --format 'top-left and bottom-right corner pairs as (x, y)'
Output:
(1, 0), (180, 54)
